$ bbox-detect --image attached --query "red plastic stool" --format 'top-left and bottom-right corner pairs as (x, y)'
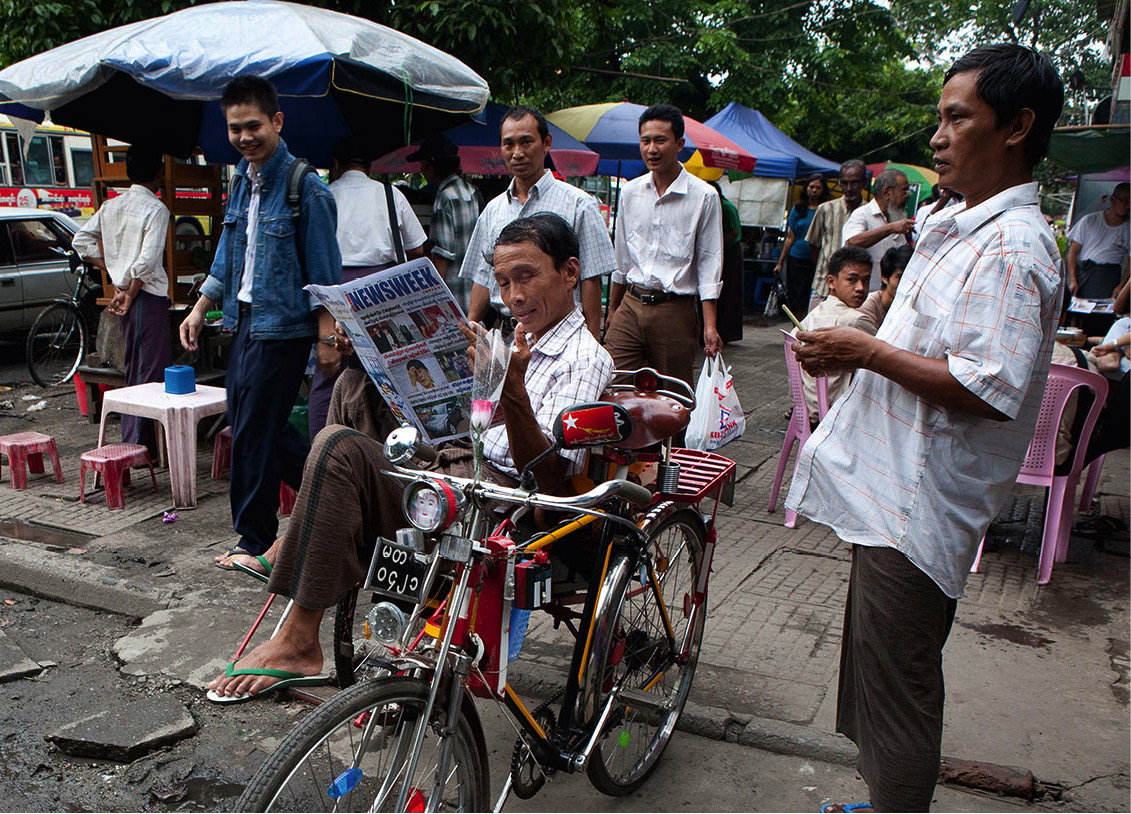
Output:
(212, 426), (232, 480)
(79, 443), (157, 510)
(279, 482), (297, 516)
(0, 432), (64, 490)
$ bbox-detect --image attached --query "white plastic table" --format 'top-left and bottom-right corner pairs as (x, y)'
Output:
(97, 382), (227, 508)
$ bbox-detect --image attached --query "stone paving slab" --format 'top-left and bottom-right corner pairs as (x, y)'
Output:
(0, 627), (42, 683)
(45, 696), (198, 762)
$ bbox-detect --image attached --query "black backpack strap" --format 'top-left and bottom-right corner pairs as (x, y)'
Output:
(383, 178), (406, 264)
(286, 158), (318, 282)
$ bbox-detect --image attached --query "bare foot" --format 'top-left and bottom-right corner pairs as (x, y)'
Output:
(214, 538), (282, 572)
(207, 636), (324, 700)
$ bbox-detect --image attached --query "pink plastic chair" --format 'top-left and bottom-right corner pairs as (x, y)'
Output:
(79, 443), (158, 510)
(972, 363), (1109, 584)
(767, 329), (829, 528)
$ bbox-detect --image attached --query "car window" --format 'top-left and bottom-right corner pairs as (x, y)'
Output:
(0, 225), (14, 266)
(9, 218), (68, 264)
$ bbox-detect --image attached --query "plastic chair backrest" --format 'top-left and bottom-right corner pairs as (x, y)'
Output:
(780, 329), (829, 424)
(1019, 362), (1109, 481)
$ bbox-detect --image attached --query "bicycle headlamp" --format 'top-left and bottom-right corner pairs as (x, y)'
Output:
(366, 602), (407, 646)
(402, 479), (459, 534)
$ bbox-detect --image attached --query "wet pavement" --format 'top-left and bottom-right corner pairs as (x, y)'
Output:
(0, 315), (1127, 811)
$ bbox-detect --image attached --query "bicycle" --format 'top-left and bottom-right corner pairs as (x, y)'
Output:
(26, 251), (101, 387)
(237, 368), (736, 812)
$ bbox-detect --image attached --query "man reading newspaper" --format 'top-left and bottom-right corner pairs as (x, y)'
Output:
(207, 213), (614, 703)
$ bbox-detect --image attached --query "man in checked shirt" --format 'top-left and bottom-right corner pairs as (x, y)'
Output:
(786, 45), (1064, 812)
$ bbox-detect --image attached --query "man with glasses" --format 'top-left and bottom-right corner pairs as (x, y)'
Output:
(804, 159), (867, 310)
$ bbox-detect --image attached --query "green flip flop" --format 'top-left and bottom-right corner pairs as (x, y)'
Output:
(206, 661), (329, 705)
(230, 554), (273, 585)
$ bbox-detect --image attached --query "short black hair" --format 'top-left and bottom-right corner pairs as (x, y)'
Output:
(406, 359), (427, 373)
(639, 104), (684, 140)
(1113, 182), (1130, 198)
(220, 76), (281, 117)
(125, 145), (162, 184)
(333, 136), (374, 166)
(827, 246), (873, 278)
(880, 245), (914, 280)
(502, 105), (549, 141)
(489, 213), (579, 272)
(944, 44), (1064, 168)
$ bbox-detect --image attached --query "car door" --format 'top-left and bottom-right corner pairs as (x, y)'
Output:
(9, 217), (74, 330)
(0, 224), (24, 334)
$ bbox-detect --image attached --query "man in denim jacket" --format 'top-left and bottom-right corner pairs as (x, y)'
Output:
(181, 77), (341, 568)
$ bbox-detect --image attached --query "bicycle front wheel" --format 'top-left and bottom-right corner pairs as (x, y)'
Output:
(584, 509), (706, 795)
(26, 301), (85, 387)
(238, 676), (488, 812)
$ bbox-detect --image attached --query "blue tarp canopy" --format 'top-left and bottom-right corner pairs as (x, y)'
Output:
(703, 102), (839, 179)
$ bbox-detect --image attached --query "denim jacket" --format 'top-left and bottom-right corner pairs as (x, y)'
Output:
(200, 140), (341, 339)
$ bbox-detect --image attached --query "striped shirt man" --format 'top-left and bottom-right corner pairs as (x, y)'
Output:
(786, 182), (1062, 598)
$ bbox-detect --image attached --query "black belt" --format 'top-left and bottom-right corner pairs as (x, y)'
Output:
(238, 301), (252, 316)
(627, 284), (692, 305)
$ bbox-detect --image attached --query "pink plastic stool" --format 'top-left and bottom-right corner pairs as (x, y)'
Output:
(212, 426), (232, 480)
(79, 443), (157, 510)
(279, 482), (297, 516)
(0, 432), (64, 490)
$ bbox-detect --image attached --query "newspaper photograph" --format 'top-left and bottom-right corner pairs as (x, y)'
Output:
(306, 258), (473, 443)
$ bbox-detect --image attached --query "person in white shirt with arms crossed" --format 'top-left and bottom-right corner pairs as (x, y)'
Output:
(786, 44), (1064, 812)
(72, 145), (170, 460)
(605, 104), (723, 389)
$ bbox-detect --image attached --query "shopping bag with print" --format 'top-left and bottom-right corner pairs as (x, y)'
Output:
(685, 353), (745, 451)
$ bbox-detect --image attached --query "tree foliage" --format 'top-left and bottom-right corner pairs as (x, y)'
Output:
(0, 0), (1112, 164)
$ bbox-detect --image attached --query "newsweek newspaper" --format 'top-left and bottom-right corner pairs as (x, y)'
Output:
(306, 258), (472, 444)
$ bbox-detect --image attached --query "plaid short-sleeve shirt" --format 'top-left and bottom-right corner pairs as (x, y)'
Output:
(786, 182), (1063, 598)
(483, 307), (614, 477)
(429, 174), (481, 277)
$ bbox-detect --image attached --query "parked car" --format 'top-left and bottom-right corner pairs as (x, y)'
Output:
(0, 207), (81, 334)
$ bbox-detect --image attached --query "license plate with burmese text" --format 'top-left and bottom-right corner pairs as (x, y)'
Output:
(364, 538), (429, 603)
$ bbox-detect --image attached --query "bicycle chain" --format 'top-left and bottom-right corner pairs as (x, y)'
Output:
(509, 688), (564, 799)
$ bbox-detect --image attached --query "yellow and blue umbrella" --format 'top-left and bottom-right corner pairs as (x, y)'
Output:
(548, 102), (755, 179)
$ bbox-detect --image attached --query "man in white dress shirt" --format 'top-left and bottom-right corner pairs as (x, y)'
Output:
(461, 106), (615, 337)
(72, 145), (170, 459)
(787, 44), (1064, 812)
(842, 168), (914, 291)
(605, 104), (723, 389)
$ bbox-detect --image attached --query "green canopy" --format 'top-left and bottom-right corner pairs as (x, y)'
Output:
(1047, 125), (1130, 173)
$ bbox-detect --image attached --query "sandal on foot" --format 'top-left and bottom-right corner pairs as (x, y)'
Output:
(206, 661), (329, 705)
(231, 555), (272, 585)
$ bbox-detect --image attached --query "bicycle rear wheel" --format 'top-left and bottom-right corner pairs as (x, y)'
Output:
(238, 676), (488, 812)
(584, 509), (706, 795)
(26, 301), (85, 387)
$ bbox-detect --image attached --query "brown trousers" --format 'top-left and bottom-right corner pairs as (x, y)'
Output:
(605, 293), (700, 388)
(837, 544), (958, 812)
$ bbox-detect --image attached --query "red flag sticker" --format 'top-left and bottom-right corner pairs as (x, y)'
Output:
(561, 405), (625, 446)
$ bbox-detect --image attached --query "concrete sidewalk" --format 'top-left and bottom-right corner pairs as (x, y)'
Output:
(0, 316), (1127, 811)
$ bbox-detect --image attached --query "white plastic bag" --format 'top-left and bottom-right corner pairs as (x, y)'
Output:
(685, 353), (745, 451)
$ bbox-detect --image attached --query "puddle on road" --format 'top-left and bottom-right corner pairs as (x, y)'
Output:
(962, 621), (1052, 648)
(0, 518), (94, 548)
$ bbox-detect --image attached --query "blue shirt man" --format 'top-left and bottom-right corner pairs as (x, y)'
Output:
(181, 77), (341, 566)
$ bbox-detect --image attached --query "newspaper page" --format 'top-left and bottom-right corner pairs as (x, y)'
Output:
(306, 258), (472, 444)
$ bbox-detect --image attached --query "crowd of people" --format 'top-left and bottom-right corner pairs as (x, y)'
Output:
(73, 38), (1129, 814)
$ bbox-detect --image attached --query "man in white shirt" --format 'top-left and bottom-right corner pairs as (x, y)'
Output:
(787, 44), (1064, 812)
(1066, 182), (1130, 299)
(912, 186), (962, 242)
(461, 106), (615, 337)
(605, 104), (723, 389)
(842, 168), (914, 291)
(72, 146), (170, 459)
(794, 246), (876, 419)
(308, 138), (428, 439)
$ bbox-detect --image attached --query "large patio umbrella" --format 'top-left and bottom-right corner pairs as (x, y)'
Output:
(548, 102), (755, 179)
(371, 102), (600, 176)
(866, 161), (939, 207)
(0, 0), (489, 168)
